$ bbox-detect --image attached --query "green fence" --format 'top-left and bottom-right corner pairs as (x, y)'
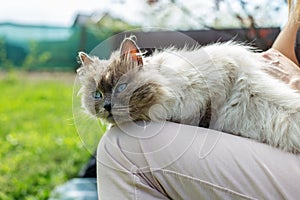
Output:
(0, 23), (112, 71)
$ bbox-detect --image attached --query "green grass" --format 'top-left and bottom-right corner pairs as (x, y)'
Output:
(0, 72), (104, 199)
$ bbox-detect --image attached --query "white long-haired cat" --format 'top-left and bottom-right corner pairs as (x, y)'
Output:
(77, 35), (300, 153)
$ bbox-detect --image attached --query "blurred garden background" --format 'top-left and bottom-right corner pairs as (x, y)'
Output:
(0, 0), (289, 199)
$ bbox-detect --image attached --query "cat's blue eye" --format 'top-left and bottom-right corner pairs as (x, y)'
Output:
(91, 91), (102, 100)
(116, 83), (127, 93)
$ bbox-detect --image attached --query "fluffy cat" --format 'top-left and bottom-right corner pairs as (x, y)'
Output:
(77, 36), (300, 153)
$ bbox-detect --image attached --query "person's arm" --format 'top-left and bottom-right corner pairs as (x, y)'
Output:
(272, 0), (300, 66)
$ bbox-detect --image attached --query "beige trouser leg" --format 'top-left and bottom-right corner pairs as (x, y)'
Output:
(97, 122), (300, 200)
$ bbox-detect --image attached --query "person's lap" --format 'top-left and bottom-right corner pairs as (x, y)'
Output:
(97, 121), (300, 200)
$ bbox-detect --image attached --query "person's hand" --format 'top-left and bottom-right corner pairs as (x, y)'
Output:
(262, 48), (300, 92)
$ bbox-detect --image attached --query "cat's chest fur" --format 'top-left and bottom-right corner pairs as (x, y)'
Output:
(144, 42), (300, 153)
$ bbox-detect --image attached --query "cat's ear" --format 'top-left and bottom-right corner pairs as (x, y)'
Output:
(78, 52), (93, 66)
(120, 36), (143, 66)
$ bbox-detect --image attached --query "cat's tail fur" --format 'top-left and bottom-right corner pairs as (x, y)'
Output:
(288, 0), (300, 22)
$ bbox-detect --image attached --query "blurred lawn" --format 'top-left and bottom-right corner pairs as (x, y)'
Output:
(0, 72), (103, 199)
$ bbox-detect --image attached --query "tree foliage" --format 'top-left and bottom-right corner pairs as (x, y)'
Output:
(142, 0), (287, 29)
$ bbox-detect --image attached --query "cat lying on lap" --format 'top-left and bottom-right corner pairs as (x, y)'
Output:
(77, 36), (300, 154)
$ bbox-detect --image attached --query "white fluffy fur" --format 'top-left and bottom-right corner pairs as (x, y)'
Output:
(140, 42), (300, 153)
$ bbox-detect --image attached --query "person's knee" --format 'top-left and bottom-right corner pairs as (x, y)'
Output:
(97, 123), (153, 173)
(97, 121), (203, 171)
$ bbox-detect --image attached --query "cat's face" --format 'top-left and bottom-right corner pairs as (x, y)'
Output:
(77, 37), (170, 124)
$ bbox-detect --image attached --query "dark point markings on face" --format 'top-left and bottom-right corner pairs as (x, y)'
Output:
(130, 82), (161, 110)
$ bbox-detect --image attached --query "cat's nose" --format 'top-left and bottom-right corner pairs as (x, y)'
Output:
(104, 102), (111, 112)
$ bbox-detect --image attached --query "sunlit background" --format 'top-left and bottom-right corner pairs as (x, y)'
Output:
(0, 0), (289, 199)
(0, 0), (288, 27)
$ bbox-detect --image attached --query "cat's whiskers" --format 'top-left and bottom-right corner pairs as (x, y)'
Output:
(113, 105), (130, 109)
(112, 105), (133, 112)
